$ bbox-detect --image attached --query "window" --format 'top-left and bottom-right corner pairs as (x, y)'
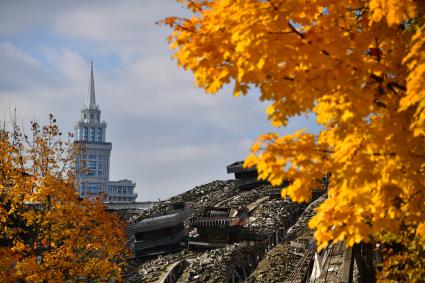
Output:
(88, 161), (96, 169)
(96, 128), (102, 142)
(90, 128), (95, 141)
(84, 114), (87, 120)
(83, 127), (88, 141)
(98, 162), (102, 169)
(90, 114), (94, 120)
(87, 183), (100, 194)
(98, 170), (102, 176)
(118, 187), (122, 194)
(89, 155), (96, 159)
(87, 170), (96, 176)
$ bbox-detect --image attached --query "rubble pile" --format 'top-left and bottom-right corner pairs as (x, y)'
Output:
(249, 199), (302, 233)
(128, 180), (238, 223)
(168, 180), (239, 217)
(248, 195), (327, 282)
(178, 242), (256, 283)
(249, 245), (302, 282)
(218, 185), (270, 207)
(126, 203), (169, 223)
(285, 194), (326, 242)
(126, 250), (196, 282)
(123, 176), (327, 282)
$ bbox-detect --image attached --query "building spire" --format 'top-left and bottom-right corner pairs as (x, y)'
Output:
(87, 61), (97, 109)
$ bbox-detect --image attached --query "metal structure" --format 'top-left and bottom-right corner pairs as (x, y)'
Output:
(125, 202), (191, 257)
(159, 258), (194, 283)
(189, 206), (250, 247)
(121, 184), (328, 282)
(160, 227), (289, 283)
(226, 161), (266, 190)
(224, 232), (285, 283)
(268, 188), (282, 199)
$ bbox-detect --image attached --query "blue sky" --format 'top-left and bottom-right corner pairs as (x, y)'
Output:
(0, 0), (319, 200)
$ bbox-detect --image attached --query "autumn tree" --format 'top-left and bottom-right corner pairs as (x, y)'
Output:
(164, 0), (425, 280)
(0, 115), (128, 282)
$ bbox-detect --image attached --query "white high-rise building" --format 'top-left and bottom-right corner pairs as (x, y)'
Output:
(75, 62), (137, 203)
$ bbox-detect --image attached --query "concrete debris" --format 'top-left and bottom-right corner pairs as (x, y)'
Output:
(218, 185), (270, 207)
(248, 199), (303, 233)
(126, 250), (195, 282)
(248, 195), (327, 283)
(122, 178), (326, 283)
(128, 180), (238, 224)
(178, 242), (256, 283)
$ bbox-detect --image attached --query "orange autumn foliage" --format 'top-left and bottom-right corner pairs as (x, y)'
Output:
(0, 115), (128, 282)
(164, 0), (425, 280)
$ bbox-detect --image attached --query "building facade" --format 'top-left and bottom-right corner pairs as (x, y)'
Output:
(107, 179), (137, 202)
(75, 62), (137, 203)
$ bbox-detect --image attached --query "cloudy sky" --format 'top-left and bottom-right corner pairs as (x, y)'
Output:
(0, 0), (317, 201)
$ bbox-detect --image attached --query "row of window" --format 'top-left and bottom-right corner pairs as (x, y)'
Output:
(108, 186), (134, 194)
(83, 113), (99, 121)
(81, 154), (107, 161)
(77, 127), (103, 142)
(87, 160), (103, 169)
(80, 149), (109, 155)
(80, 183), (103, 194)
(81, 182), (101, 188)
(107, 196), (135, 202)
(76, 159), (106, 177)
(80, 170), (103, 177)
(81, 191), (101, 195)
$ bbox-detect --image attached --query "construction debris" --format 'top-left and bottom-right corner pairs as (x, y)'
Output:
(248, 199), (303, 233)
(178, 242), (256, 283)
(227, 161), (266, 190)
(126, 250), (194, 282)
(248, 195), (327, 283)
(121, 178), (326, 283)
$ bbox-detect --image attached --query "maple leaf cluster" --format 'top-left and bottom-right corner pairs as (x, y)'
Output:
(165, 0), (425, 280)
(0, 115), (128, 282)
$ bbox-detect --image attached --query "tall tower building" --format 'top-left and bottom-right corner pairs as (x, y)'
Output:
(75, 62), (137, 203)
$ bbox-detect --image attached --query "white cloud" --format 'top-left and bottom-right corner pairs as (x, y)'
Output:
(0, 43), (49, 91)
(51, 1), (187, 60)
(41, 48), (88, 86)
(0, 1), (69, 36)
(0, 1), (319, 201)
